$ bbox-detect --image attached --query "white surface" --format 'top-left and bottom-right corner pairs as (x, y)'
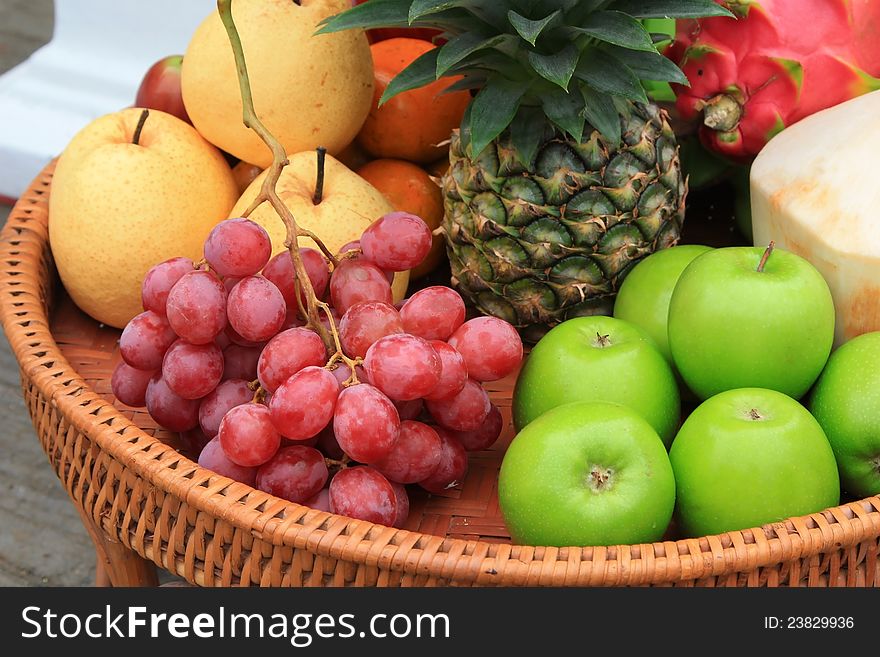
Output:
(0, 0), (216, 199)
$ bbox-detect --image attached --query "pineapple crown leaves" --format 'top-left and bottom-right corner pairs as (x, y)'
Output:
(317, 1), (733, 161)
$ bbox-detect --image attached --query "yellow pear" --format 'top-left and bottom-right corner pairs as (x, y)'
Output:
(49, 108), (238, 328)
(181, 0), (374, 168)
(230, 150), (409, 300)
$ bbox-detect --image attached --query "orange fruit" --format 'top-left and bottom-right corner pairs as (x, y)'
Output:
(357, 158), (446, 279)
(336, 140), (373, 171)
(357, 38), (471, 163)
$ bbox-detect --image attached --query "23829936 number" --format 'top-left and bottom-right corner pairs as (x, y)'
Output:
(764, 616), (854, 629)
(787, 617), (854, 629)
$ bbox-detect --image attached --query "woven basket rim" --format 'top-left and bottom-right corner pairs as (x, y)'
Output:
(2, 160), (878, 586)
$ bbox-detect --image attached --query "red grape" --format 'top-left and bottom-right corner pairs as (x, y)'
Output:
(111, 361), (154, 407)
(317, 306), (343, 335)
(145, 374), (201, 431)
(390, 482), (409, 529)
(222, 343), (262, 381)
(166, 270), (227, 345)
(452, 403), (503, 451)
(214, 330), (232, 350)
(282, 309), (307, 330)
(360, 211), (432, 271)
(373, 420), (442, 484)
(223, 276), (241, 295)
(162, 339), (223, 399)
(329, 259), (393, 314)
(257, 327), (327, 393)
(424, 378), (490, 431)
(393, 398), (423, 421)
(255, 445), (329, 503)
(141, 257), (194, 316)
(399, 286), (466, 341)
(418, 429), (468, 494)
(198, 378), (253, 438)
(227, 276), (287, 343)
(337, 240), (361, 257)
(262, 248), (330, 308)
(423, 340), (467, 401)
(283, 434), (319, 448)
(448, 316), (523, 381)
(329, 361), (367, 388)
(269, 366), (339, 440)
(218, 403), (281, 467)
(120, 310), (177, 371)
(329, 466), (397, 526)
(363, 334), (441, 401)
(224, 322), (265, 348)
(339, 301), (404, 358)
(203, 217), (272, 278)
(315, 425), (345, 460)
(304, 487), (331, 512)
(333, 384), (400, 464)
(337, 240), (394, 283)
(179, 425), (211, 458)
(197, 436), (257, 486)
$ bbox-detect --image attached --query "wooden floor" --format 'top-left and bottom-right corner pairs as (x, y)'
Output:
(0, 0), (96, 586)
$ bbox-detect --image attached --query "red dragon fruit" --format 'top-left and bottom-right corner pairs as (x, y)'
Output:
(667, 0), (880, 162)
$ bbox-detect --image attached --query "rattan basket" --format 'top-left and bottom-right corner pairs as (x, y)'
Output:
(2, 161), (879, 587)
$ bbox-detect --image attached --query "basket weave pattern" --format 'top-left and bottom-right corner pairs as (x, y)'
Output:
(2, 163), (879, 587)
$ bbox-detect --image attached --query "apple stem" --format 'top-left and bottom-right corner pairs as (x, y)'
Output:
(217, 0), (354, 374)
(757, 241), (775, 273)
(312, 146), (327, 205)
(132, 108), (149, 145)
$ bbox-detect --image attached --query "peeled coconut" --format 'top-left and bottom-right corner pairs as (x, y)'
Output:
(751, 90), (880, 346)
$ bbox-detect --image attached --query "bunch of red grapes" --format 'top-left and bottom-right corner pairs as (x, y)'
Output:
(111, 211), (523, 528)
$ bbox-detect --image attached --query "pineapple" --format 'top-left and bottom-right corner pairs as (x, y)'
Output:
(319, 0), (732, 341)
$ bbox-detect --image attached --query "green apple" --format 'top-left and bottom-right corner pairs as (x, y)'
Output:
(668, 245), (835, 400)
(613, 244), (713, 364)
(513, 316), (680, 447)
(809, 331), (880, 497)
(498, 401), (675, 547)
(669, 388), (840, 537)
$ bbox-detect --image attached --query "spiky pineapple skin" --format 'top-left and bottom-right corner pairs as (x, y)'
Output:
(442, 102), (687, 343)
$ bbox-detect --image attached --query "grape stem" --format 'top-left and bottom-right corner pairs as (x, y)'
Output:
(217, 0), (357, 374)
(324, 456), (353, 476)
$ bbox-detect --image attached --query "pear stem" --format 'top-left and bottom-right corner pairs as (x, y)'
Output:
(132, 108), (149, 145)
(217, 0), (353, 374)
(312, 146), (327, 205)
(757, 241), (775, 273)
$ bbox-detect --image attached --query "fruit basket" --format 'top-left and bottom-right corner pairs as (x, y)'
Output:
(3, 161), (879, 587)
